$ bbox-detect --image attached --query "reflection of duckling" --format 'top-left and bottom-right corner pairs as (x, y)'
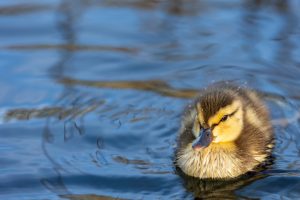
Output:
(176, 167), (268, 199)
(176, 83), (274, 179)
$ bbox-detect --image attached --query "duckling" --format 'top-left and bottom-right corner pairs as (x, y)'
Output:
(176, 83), (274, 179)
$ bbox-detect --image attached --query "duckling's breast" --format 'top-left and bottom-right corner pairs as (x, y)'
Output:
(176, 143), (259, 179)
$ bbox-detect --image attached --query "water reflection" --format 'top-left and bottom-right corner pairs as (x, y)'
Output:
(178, 171), (267, 199)
(242, 0), (299, 70)
(1, 0), (300, 199)
(0, 3), (52, 15)
(61, 194), (126, 200)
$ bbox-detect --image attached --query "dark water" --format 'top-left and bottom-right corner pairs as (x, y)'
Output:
(1, 0), (300, 199)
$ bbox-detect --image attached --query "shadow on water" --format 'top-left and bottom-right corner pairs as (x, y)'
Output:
(1, 0), (300, 199)
(176, 169), (268, 199)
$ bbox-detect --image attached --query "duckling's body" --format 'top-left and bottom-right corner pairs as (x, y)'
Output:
(176, 83), (273, 179)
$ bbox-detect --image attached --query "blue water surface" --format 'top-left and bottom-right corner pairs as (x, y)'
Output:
(1, 0), (300, 199)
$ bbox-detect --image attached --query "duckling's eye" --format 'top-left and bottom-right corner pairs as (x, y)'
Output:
(220, 115), (229, 122)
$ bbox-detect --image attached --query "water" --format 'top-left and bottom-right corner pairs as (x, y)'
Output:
(0, 0), (300, 199)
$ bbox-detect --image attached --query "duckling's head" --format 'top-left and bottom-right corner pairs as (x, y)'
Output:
(191, 89), (244, 149)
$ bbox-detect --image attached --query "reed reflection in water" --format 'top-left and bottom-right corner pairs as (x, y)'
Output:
(0, 0), (300, 199)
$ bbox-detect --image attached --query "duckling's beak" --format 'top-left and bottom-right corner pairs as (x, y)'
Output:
(192, 128), (213, 150)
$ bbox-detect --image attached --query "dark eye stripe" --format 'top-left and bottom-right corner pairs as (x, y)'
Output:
(220, 115), (229, 122)
(211, 123), (217, 130)
(212, 108), (239, 129)
(228, 108), (239, 117)
(219, 108), (239, 123)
